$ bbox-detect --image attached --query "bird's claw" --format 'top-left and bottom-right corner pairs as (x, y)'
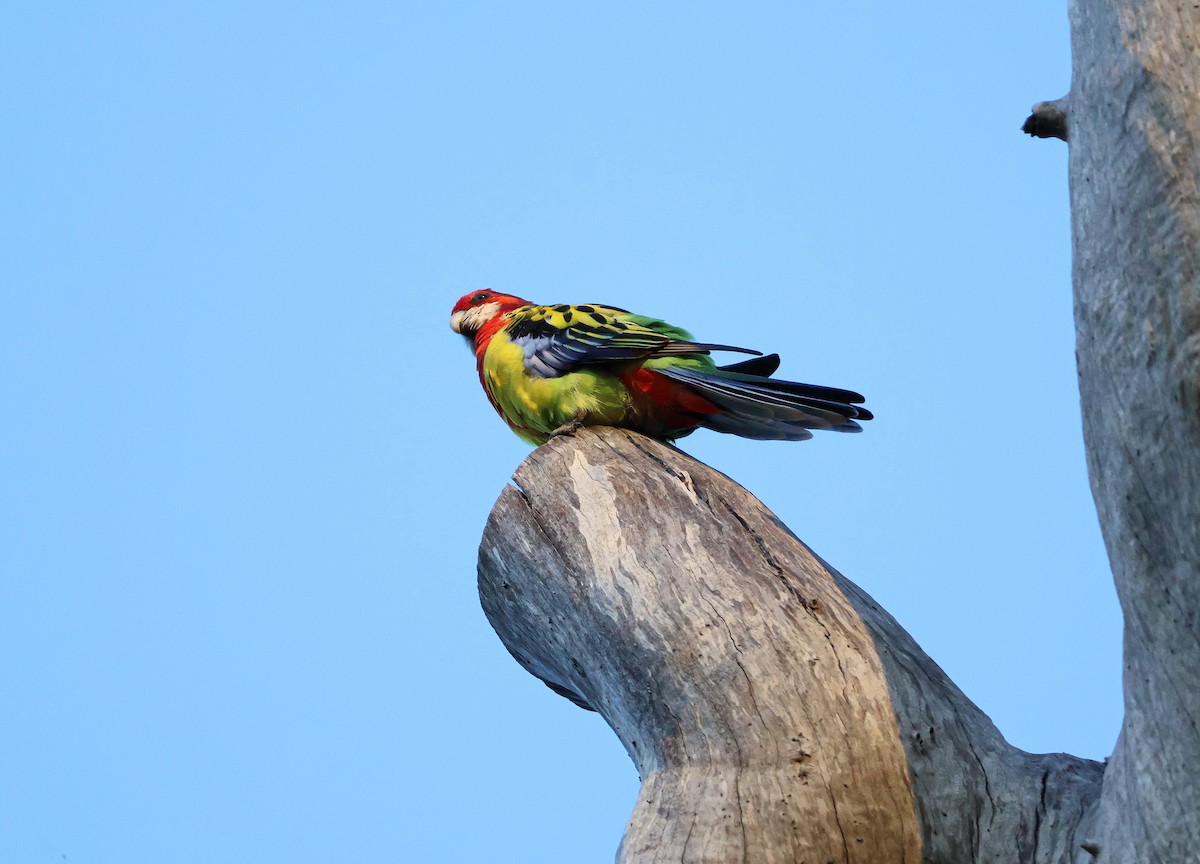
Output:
(549, 419), (584, 438)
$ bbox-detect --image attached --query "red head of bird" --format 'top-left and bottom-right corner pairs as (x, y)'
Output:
(449, 290), (529, 340)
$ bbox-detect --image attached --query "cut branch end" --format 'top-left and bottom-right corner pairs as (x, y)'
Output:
(1023, 97), (1070, 141)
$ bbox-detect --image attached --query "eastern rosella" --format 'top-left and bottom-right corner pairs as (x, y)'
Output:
(450, 290), (872, 445)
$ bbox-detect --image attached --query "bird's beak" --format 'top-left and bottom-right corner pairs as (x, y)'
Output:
(449, 310), (465, 333)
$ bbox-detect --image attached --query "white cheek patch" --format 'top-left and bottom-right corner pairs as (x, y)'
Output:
(469, 302), (502, 326)
(450, 301), (502, 334)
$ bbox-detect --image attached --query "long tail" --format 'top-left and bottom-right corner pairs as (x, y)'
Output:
(656, 359), (872, 441)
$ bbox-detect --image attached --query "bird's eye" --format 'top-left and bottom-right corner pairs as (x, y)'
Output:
(472, 291), (492, 303)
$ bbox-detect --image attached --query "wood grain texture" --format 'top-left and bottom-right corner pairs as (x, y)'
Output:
(1067, 0), (1200, 859)
(478, 429), (1101, 862)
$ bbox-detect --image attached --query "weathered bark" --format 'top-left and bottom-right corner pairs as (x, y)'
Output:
(473, 0), (1200, 859)
(479, 428), (1102, 863)
(1065, 0), (1200, 859)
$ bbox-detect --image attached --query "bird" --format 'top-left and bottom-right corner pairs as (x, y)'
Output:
(450, 290), (872, 445)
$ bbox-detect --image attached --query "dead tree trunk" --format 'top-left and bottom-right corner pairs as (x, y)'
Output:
(1057, 0), (1200, 860)
(475, 0), (1199, 859)
(481, 429), (1103, 862)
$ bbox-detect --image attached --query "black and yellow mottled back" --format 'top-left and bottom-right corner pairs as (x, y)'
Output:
(503, 303), (759, 379)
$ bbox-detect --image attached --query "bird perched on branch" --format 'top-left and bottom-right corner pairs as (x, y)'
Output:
(450, 290), (872, 445)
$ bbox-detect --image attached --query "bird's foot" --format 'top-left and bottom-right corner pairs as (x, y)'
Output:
(549, 419), (584, 438)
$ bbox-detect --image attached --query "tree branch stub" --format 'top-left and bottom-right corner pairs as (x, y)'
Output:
(1023, 96), (1070, 141)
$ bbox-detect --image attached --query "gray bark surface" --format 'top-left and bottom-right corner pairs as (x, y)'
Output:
(1066, 0), (1200, 859)
(479, 429), (1101, 863)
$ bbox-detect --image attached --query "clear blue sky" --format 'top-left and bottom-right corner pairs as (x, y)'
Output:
(1, 3), (1118, 862)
